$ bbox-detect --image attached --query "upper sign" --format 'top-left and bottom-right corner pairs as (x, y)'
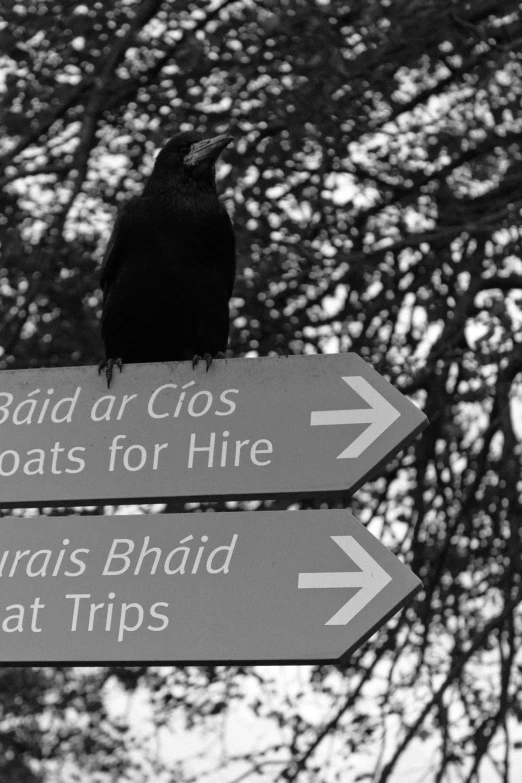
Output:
(0, 355), (427, 507)
(0, 510), (421, 664)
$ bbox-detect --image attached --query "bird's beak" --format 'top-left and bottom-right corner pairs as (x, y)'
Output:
(184, 134), (234, 176)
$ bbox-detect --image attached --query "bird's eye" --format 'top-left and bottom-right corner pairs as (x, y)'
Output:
(180, 146), (190, 156)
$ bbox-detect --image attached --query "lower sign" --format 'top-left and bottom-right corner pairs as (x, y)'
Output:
(0, 510), (421, 664)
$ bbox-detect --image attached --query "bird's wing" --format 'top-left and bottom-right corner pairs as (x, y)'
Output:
(221, 207), (237, 299)
(99, 199), (136, 293)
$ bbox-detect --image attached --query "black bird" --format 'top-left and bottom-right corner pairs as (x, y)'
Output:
(98, 130), (235, 387)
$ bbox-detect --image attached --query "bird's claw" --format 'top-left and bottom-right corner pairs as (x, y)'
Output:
(191, 352), (226, 372)
(98, 357), (123, 388)
(192, 353), (213, 371)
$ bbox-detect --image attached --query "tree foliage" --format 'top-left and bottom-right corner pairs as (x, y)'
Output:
(1, 0), (522, 781)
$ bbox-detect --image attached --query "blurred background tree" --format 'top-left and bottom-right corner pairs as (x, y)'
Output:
(1, 0), (522, 781)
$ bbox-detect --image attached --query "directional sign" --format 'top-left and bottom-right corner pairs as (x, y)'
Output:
(0, 510), (421, 664)
(0, 355), (427, 507)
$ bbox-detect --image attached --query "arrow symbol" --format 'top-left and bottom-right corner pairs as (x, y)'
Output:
(310, 376), (401, 458)
(298, 536), (392, 625)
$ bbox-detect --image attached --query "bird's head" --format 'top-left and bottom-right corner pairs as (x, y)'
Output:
(151, 130), (233, 187)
